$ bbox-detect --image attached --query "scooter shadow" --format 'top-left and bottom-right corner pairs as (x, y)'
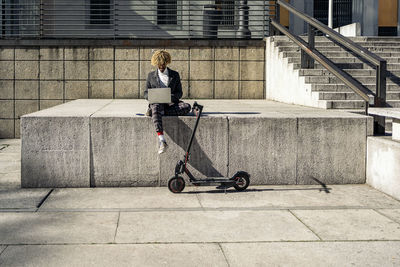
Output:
(183, 186), (332, 194)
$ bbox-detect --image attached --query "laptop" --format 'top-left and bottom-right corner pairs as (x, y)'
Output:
(147, 87), (172, 104)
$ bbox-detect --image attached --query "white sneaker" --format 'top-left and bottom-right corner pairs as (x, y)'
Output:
(158, 141), (168, 154)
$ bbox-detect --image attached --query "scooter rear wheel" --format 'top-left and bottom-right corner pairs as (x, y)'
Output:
(168, 177), (185, 193)
(233, 173), (250, 191)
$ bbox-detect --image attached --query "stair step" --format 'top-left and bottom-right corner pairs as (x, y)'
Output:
(278, 46), (400, 53)
(293, 63), (400, 70)
(304, 75), (400, 84)
(311, 83), (400, 92)
(288, 57), (400, 64)
(318, 92), (400, 101)
(299, 69), (400, 76)
(327, 100), (400, 109)
(283, 51), (400, 59)
(275, 41), (400, 48)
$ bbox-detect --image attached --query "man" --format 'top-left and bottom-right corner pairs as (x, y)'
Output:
(144, 50), (191, 154)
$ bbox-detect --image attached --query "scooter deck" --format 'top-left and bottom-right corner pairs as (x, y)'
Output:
(191, 178), (234, 186)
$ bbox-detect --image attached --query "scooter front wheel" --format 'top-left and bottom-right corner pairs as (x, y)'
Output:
(233, 173), (250, 191)
(168, 177), (185, 193)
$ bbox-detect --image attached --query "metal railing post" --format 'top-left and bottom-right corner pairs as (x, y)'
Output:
(39, 0), (43, 38)
(301, 24), (315, 69)
(374, 61), (387, 134)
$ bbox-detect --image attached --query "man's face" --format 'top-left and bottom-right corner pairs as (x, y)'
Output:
(158, 64), (166, 73)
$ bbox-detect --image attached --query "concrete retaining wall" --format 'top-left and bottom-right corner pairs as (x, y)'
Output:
(0, 42), (265, 139)
(367, 137), (400, 200)
(21, 99), (371, 187)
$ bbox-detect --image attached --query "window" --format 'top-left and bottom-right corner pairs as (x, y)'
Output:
(90, 0), (112, 25)
(217, 0), (235, 27)
(157, 0), (177, 25)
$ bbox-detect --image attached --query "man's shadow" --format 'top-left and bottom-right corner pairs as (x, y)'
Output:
(164, 116), (223, 177)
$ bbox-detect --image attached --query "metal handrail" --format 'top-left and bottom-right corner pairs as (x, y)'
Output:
(272, 0), (387, 134)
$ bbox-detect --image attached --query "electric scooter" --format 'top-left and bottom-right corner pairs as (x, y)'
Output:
(168, 102), (250, 193)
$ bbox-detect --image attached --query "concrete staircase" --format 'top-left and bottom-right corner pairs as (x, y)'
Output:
(266, 36), (400, 110)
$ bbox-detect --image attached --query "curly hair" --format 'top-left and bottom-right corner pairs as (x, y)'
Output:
(151, 50), (172, 67)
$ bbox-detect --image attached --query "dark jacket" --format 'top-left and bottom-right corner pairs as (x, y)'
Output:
(144, 68), (183, 104)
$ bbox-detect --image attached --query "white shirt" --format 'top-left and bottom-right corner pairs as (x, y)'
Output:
(158, 68), (169, 86)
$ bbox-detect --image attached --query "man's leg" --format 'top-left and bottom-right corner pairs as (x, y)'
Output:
(150, 104), (168, 154)
(164, 101), (192, 116)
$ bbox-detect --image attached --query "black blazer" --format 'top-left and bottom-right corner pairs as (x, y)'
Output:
(144, 68), (183, 104)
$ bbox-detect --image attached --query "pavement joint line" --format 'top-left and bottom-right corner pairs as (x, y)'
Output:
(195, 193), (204, 211)
(372, 208), (400, 225)
(113, 211), (121, 243)
(29, 206), (400, 213)
(0, 209), (38, 212)
(36, 189), (54, 210)
(3, 240), (400, 246)
(218, 243), (231, 267)
(288, 209), (323, 241)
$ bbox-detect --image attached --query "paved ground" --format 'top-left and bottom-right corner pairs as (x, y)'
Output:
(1, 139), (400, 266)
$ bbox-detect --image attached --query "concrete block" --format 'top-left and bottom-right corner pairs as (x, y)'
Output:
(240, 47), (265, 61)
(65, 61), (88, 80)
(181, 80), (189, 99)
(89, 47), (114, 60)
(139, 61), (155, 80)
(139, 80), (146, 99)
(228, 117), (297, 185)
(89, 81), (113, 98)
(240, 61), (264, 80)
(65, 81), (89, 99)
(215, 47), (239, 60)
(166, 48), (189, 60)
(0, 61), (14, 79)
(378, 209), (400, 224)
(367, 137), (400, 201)
(168, 61), (189, 80)
(0, 81), (14, 99)
(189, 81), (213, 98)
(215, 61), (239, 80)
(190, 61), (214, 80)
(15, 61), (39, 79)
(65, 47), (88, 60)
(394, 118), (400, 142)
(240, 81), (264, 99)
(15, 81), (38, 99)
(115, 47), (139, 60)
(190, 48), (213, 60)
(292, 209), (400, 240)
(0, 48), (14, 60)
(116, 210), (318, 243)
(0, 212), (118, 244)
(40, 81), (63, 99)
(159, 116), (229, 185)
(115, 80), (139, 99)
(14, 119), (20, 138)
(115, 61), (139, 80)
(15, 100), (39, 119)
(89, 61), (114, 80)
(40, 100), (64, 110)
(21, 99), (112, 187)
(215, 81), (239, 99)
(140, 47), (163, 60)
(0, 100), (14, 119)
(39, 47), (63, 60)
(296, 118), (366, 184)
(0, 172), (20, 188)
(0, 119), (14, 138)
(15, 48), (39, 60)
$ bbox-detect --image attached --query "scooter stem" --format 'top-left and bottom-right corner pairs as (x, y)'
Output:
(185, 102), (203, 155)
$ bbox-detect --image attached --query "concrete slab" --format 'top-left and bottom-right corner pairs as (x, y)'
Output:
(0, 146), (20, 153)
(0, 173), (20, 188)
(0, 153), (20, 162)
(0, 139), (21, 146)
(0, 212), (118, 244)
(40, 188), (201, 210)
(115, 210), (319, 243)
(292, 209), (400, 240)
(0, 244), (228, 267)
(296, 118), (367, 184)
(0, 161), (20, 173)
(0, 189), (50, 209)
(378, 209), (400, 224)
(228, 117), (297, 185)
(222, 241), (400, 266)
(21, 100), (112, 187)
(196, 185), (400, 209)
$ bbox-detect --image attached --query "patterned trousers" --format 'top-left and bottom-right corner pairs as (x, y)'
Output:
(150, 101), (192, 133)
